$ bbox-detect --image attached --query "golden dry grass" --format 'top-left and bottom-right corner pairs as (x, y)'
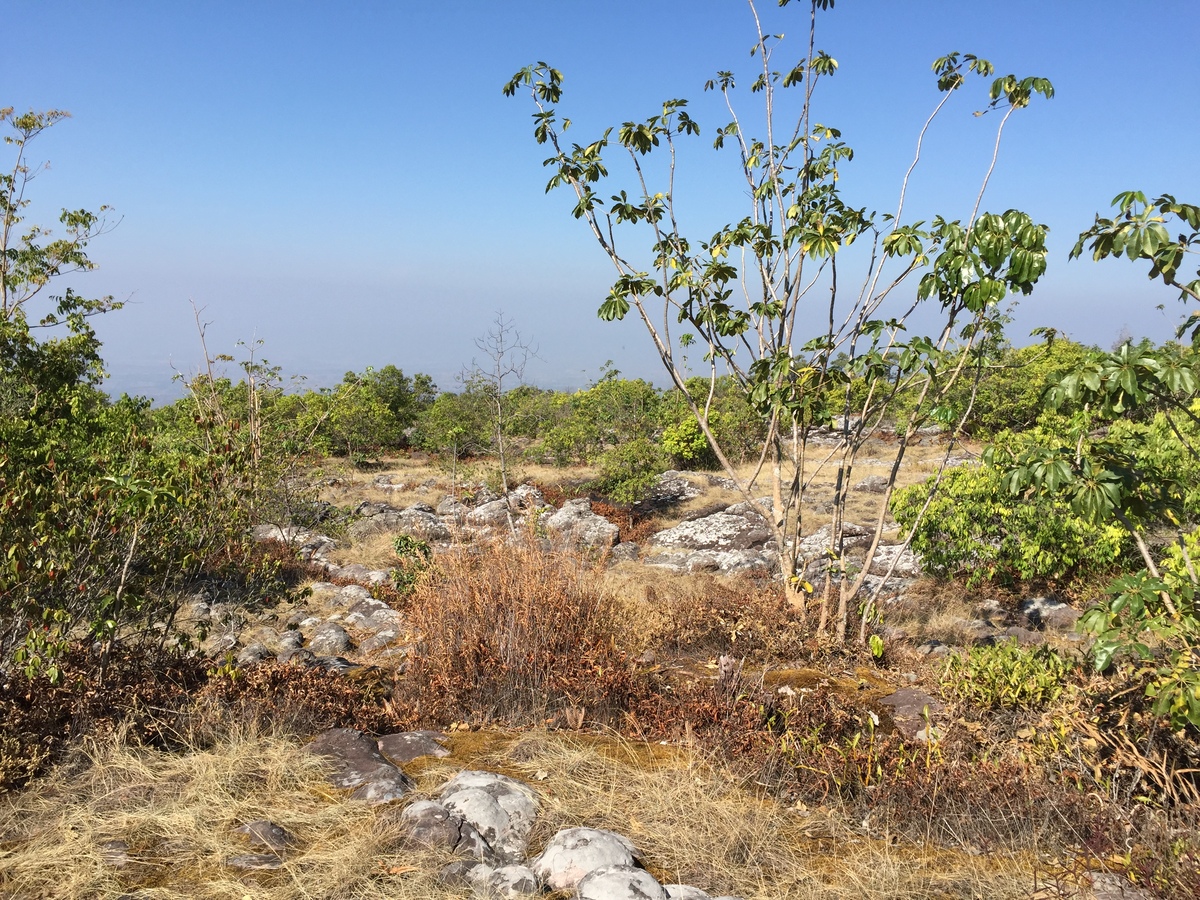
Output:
(0, 726), (1052, 900)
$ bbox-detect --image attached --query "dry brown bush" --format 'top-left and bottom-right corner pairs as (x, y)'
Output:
(606, 569), (808, 660)
(193, 663), (406, 741)
(0, 646), (207, 791)
(397, 538), (643, 726)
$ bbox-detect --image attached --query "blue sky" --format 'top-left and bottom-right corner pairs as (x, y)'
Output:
(5, 1), (1198, 401)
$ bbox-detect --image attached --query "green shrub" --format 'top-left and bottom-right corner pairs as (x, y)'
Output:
(891, 453), (1126, 587)
(942, 641), (1075, 710)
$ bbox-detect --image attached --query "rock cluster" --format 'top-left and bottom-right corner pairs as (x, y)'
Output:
(270, 727), (745, 900)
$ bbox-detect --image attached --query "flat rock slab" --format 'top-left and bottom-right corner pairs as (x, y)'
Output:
(306, 728), (413, 804)
(877, 687), (945, 741)
(378, 730), (450, 764)
(576, 864), (666, 900)
(650, 502), (771, 552)
(532, 827), (638, 892)
(235, 819), (294, 853)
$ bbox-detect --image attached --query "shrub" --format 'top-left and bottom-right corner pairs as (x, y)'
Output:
(400, 539), (639, 725)
(942, 641), (1076, 711)
(891, 449), (1126, 588)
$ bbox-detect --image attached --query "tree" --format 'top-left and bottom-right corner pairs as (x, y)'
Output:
(505, 2), (1052, 642)
(467, 312), (536, 530)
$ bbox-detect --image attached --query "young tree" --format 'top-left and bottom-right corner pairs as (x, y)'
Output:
(467, 312), (537, 531)
(504, 1), (1052, 642)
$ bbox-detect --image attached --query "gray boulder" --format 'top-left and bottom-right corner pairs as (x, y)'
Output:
(234, 819), (294, 854)
(1021, 596), (1081, 632)
(389, 800), (493, 860)
(378, 731), (450, 764)
(348, 502), (451, 541)
(479, 864), (542, 898)
(544, 499), (619, 551)
(439, 771), (539, 864)
(532, 827), (639, 892)
(467, 499), (513, 527)
(576, 865), (666, 900)
(305, 728), (413, 804)
(308, 622), (352, 655)
(650, 501), (771, 552)
(853, 474), (890, 493)
(877, 687), (945, 741)
(646, 471), (702, 505)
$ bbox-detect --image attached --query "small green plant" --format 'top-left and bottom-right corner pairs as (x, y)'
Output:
(942, 640), (1075, 710)
(391, 534), (432, 595)
(868, 633), (886, 660)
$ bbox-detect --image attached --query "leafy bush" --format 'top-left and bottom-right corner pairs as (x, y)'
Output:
(592, 437), (670, 503)
(891, 447), (1126, 587)
(942, 641), (1076, 710)
(1081, 529), (1200, 731)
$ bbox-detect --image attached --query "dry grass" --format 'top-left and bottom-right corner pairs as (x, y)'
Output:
(422, 729), (1043, 900)
(0, 726), (1047, 900)
(0, 727), (459, 900)
(326, 529), (406, 570)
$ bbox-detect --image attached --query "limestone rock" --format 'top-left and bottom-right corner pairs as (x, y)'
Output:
(650, 501), (770, 552)
(235, 820), (294, 853)
(575, 864), (666, 900)
(306, 728), (413, 804)
(308, 622), (352, 655)
(532, 827), (638, 892)
(467, 499), (512, 527)
(543, 499), (619, 551)
(439, 771), (539, 864)
(378, 731), (450, 764)
(1021, 596), (1080, 632)
(877, 687), (945, 741)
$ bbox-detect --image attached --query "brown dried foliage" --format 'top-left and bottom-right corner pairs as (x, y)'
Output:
(194, 662), (406, 740)
(397, 539), (644, 726)
(0, 646), (208, 790)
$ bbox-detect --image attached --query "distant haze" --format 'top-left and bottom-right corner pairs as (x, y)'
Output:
(5, 1), (1196, 403)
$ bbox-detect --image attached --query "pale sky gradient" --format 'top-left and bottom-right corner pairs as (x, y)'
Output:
(5, 1), (1198, 401)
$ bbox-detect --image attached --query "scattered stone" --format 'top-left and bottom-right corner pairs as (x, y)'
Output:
(308, 622), (352, 655)
(378, 731), (451, 764)
(306, 728), (413, 804)
(277, 630), (304, 652)
(481, 864), (542, 898)
(915, 640), (949, 657)
(650, 501), (771, 552)
(1021, 596), (1081, 632)
(576, 864), (667, 900)
(867, 543), (922, 579)
(440, 859), (487, 887)
(646, 471), (702, 505)
(235, 820), (294, 853)
(467, 499), (512, 528)
(386, 799), (492, 860)
(1088, 871), (1156, 900)
(532, 827), (638, 892)
(610, 542), (640, 563)
(853, 474), (889, 493)
(877, 687), (945, 741)
(236, 643), (272, 667)
(543, 499), (620, 551)
(1003, 625), (1046, 646)
(348, 502), (452, 542)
